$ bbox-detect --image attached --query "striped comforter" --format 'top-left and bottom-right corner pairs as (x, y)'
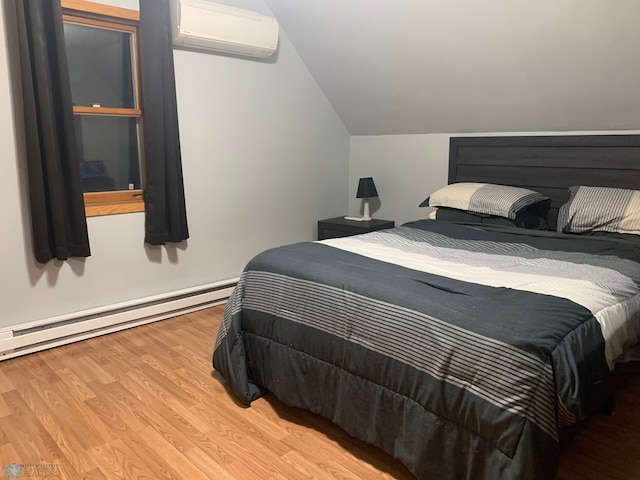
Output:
(213, 220), (640, 480)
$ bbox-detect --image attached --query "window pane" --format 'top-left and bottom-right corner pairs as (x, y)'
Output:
(75, 115), (142, 193)
(64, 22), (136, 109)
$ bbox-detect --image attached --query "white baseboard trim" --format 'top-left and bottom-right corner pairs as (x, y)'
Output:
(0, 278), (238, 361)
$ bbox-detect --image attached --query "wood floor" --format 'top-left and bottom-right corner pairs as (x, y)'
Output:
(0, 305), (638, 480)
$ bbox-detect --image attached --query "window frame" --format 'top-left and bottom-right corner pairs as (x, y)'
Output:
(61, 0), (145, 217)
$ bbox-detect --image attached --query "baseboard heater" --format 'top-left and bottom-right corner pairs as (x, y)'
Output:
(0, 278), (238, 361)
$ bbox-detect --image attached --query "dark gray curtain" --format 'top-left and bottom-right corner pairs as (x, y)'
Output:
(15, 0), (90, 263)
(139, 0), (189, 245)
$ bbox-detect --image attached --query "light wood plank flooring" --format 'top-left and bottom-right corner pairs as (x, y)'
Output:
(0, 305), (638, 479)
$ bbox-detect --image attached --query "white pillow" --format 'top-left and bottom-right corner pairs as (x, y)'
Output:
(422, 183), (549, 220)
(557, 186), (640, 235)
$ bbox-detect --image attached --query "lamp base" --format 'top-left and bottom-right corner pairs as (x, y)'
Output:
(362, 199), (372, 221)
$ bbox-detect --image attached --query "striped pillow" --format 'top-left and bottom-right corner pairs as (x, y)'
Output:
(423, 183), (549, 220)
(557, 186), (640, 235)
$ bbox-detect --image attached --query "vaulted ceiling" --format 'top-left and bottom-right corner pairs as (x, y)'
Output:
(263, 0), (640, 135)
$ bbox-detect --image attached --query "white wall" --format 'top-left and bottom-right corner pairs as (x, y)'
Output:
(0, 0), (349, 329)
(348, 135), (449, 226)
(349, 131), (640, 227)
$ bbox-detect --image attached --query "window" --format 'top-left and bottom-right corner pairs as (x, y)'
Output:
(61, 0), (144, 217)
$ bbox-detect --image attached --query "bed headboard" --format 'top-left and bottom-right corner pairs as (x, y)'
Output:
(448, 135), (640, 228)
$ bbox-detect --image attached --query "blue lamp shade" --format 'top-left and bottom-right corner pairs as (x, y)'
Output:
(356, 177), (378, 199)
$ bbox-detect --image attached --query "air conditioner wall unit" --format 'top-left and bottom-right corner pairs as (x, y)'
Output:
(171, 0), (279, 58)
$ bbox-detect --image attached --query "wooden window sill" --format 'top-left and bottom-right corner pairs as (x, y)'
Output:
(84, 190), (145, 217)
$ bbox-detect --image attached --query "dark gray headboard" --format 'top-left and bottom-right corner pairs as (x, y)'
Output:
(448, 135), (640, 228)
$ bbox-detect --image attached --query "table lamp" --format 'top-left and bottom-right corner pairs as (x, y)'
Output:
(356, 177), (378, 221)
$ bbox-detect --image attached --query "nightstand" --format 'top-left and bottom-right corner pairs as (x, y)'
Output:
(317, 217), (395, 240)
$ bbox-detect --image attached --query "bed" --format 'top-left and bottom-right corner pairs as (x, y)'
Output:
(213, 134), (640, 480)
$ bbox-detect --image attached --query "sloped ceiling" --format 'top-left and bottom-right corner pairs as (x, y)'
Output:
(263, 0), (640, 135)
